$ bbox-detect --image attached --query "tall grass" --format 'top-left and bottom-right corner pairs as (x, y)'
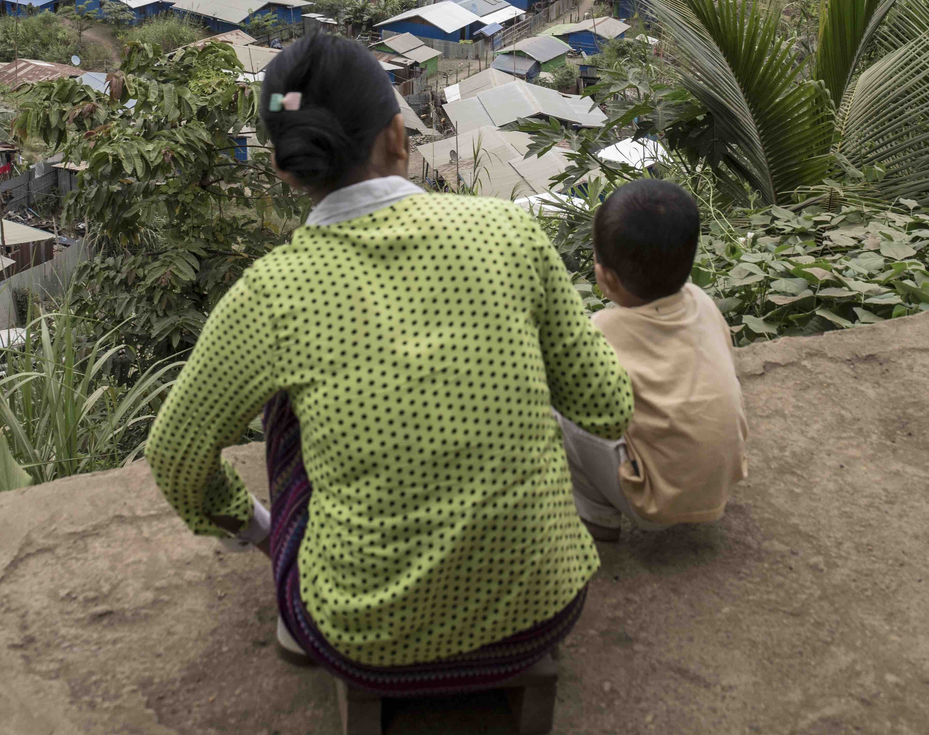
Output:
(121, 14), (204, 53)
(0, 295), (183, 489)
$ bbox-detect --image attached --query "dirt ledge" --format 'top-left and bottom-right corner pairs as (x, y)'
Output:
(2, 313), (928, 735)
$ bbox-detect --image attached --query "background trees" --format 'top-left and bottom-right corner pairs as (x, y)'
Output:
(12, 41), (309, 367)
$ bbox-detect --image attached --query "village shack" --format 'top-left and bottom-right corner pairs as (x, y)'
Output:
(376, 1), (485, 44)
(170, 0), (312, 33)
(0, 220), (55, 282)
(372, 33), (443, 77)
(495, 35), (571, 71)
(557, 17), (631, 55)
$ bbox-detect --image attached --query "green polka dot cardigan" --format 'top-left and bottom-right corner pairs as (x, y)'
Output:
(145, 194), (633, 666)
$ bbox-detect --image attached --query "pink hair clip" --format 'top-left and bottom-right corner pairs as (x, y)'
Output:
(281, 92), (303, 111)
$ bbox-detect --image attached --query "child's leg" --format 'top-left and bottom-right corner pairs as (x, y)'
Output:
(557, 412), (672, 534)
(556, 411), (626, 534)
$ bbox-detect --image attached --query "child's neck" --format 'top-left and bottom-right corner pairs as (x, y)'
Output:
(614, 291), (652, 308)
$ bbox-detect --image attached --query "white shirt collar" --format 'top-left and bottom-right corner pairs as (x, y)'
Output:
(305, 176), (424, 227)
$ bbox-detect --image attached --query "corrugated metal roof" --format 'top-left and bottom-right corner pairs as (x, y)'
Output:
(375, 1), (483, 34)
(475, 22), (504, 37)
(379, 60), (402, 71)
(378, 32), (424, 55)
(416, 125), (523, 168)
(185, 30), (257, 47)
(597, 138), (668, 168)
(170, 0), (269, 25)
(444, 80), (606, 131)
(0, 220), (55, 246)
(0, 59), (81, 90)
(509, 148), (569, 189)
(232, 44), (281, 73)
(442, 97), (496, 133)
(490, 54), (538, 77)
(402, 45), (442, 64)
(0, 256), (16, 273)
(481, 6), (523, 24)
(454, 0), (510, 18)
(116, 0), (163, 8)
(497, 35), (571, 62)
(374, 51), (416, 66)
(562, 17), (631, 39)
(477, 81), (538, 126)
(539, 23), (575, 36)
(444, 68), (514, 101)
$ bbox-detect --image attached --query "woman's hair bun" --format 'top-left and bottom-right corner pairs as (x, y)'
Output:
(269, 106), (362, 188)
(260, 33), (402, 190)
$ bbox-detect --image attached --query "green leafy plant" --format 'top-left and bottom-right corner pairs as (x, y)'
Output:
(0, 297), (182, 488)
(534, 64), (579, 93)
(245, 9), (280, 37)
(695, 199), (929, 343)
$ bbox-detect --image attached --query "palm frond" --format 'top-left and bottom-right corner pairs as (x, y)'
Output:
(838, 31), (929, 205)
(814, 0), (898, 106)
(651, 0), (834, 204)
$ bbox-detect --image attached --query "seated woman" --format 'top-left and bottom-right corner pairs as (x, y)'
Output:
(145, 33), (633, 696)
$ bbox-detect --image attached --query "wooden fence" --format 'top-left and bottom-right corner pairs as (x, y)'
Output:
(498, 0), (579, 50)
(0, 167), (58, 212)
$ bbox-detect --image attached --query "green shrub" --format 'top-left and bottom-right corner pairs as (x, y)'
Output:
(0, 12), (77, 64)
(534, 64), (579, 93)
(122, 14), (203, 52)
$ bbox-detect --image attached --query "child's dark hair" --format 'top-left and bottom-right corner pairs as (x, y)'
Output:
(593, 179), (700, 301)
(260, 33), (401, 190)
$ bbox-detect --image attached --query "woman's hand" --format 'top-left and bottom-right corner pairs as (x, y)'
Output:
(207, 513), (272, 560)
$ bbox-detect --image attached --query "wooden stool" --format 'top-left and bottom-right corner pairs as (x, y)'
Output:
(334, 655), (559, 735)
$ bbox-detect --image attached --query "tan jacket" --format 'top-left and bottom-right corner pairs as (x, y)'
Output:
(592, 284), (748, 525)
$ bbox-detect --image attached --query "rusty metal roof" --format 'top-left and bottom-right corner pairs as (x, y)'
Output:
(0, 59), (81, 90)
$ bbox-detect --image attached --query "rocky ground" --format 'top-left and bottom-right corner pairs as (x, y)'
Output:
(2, 313), (928, 735)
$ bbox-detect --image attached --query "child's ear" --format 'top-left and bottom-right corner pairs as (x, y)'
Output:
(595, 262), (623, 294)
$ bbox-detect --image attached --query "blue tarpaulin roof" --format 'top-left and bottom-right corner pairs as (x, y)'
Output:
(476, 22), (504, 36)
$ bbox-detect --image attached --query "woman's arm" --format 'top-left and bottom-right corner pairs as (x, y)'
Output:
(528, 221), (634, 441)
(145, 276), (279, 538)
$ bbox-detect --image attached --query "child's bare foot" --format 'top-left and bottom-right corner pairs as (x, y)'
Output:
(582, 519), (621, 542)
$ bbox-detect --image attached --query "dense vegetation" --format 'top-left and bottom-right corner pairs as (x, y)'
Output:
(0, 10), (108, 67)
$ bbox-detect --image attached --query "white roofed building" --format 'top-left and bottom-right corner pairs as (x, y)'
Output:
(376, 1), (487, 44)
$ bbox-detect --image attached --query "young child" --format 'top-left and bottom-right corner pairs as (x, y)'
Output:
(558, 179), (748, 540)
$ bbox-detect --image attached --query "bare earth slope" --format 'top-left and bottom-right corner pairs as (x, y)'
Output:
(2, 313), (928, 735)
